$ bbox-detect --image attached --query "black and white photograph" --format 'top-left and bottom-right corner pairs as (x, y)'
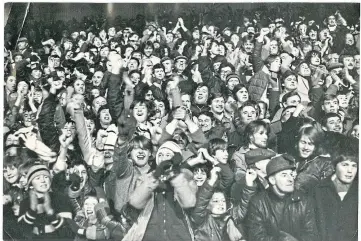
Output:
(2, 2), (360, 241)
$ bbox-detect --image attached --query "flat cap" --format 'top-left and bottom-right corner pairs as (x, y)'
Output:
(245, 148), (277, 165)
(266, 154), (296, 177)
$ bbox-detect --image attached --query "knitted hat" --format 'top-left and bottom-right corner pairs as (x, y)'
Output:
(226, 74), (240, 84)
(26, 165), (51, 187)
(245, 148), (277, 165)
(156, 141), (182, 165)
(266, 154), (296, 177)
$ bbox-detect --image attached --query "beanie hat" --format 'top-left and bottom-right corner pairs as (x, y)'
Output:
(281, 70), (297, 82)
(266, 154), (296, 177)
(226, 73), (240, 84)
(26, 165), (51, 187)
(156, 141), (182, 165)
(245, 148), (277, 165)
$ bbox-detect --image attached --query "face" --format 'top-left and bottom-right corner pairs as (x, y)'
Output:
(193, 168), (207, 186)
(143, 45), (153, 57)
(194, 86), (209, 105)
(218, 45), (226, 56)
(328, 15), (336, 27)
(281, 107), (296, 123)
(31, 174), (51, 193)
(225, 96), (236, 113)
(133, 102), (148, 123)
(19, 171), (27, 188)
(308, 29), (318, 40)
(269, 40), (279, 55)
(250, 126), (268, 148)
(83, 196), (98, 218)
(181, 94), (191, 109)
(335, 160), (358, 184)
(310, 53), (321, 66)
(298, 24), (307, 36)
(324, 116), (342, 133)
(91, 89), (100, 98)
(4, 165), (19, 184)
(100, 47), (110, 58)
(269, 57), (281, 72)
(92, 71), (104, 86)
(130, 72), (141, 85)
(74, 79), (85, 95)
(93, 37), (102, 48)
(99, 109), (112, 125)
(17, 81), (29, 95)
(166, 33), (174, 43)
(239, 106), (257, 125)
(297, 135), (315, 158)
(351, 124), (359, 139)
(284, 95), (301, 107)
(175, 59), (187, 72)
(154, 100), (166, 118)
(337, 94), (349, 108)
(130, 146), (151, 167)
(6, 76), (16, 92)
(210, 97), (225, 114)
(283, 75), (297, 91)
(220, 67), (232, 81)
(17, 41), (28, 50)
(243, 41), (254, 54)
(162, 60), (172, 74)
(63, 122), (76, 138)
(258, 103), (267, 119)
(209, 192), (227, 215)
(269, 23), (276, 33)
(14, 55), (23, 63)
(157, 148), (174, 163)
(92, 97), (106, 114)
(271, 170), (295, 194)
(214, 149), (228, 164)
(198, 114), (213, 132)
(73, 164), (88, 188)
(128, 59), (139, 71)
(31, 69), (42, 79)
(345, 33), (354, 45)
(236, 87), (249, 104)
(319, 29), (330, 41)
(108, 27), (116, 37)
(144, 90), (154, 101)
(22, 111), (34, 127)
(154, 68), (165, 80)
(354, 55), (360, 69)
(322, 98), (339, 113)
(299, 63), (311, 77)
(343, 56), (355, 70)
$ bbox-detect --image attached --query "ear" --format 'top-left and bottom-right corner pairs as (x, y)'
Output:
(268, 175), (276, 185)
(321, 105), (325, 111)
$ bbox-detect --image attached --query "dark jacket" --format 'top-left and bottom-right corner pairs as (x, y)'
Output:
(245, 189), (319, 241)
(313, 177), (358, 241)
(191, 182), (242, 241)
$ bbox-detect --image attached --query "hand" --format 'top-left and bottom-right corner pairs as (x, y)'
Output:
(208, 166), (221, 186)
(173, 107), (187, 120)
(245, 168), (258, 187)
(344, 67), (356, 84)
(28, 86), (35, 104)
(260, 28), (270, 36)
(59, 132), (74, 148)
(198, 148), (215, 163)
(3, 195), (12, 205)
(96, 129), (108, 149)
(178, 18), (184, 27)
(146, 172), (160, 190)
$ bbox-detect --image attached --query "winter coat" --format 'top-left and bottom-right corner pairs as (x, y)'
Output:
(295, 155), (334, 193)
(191, 182), (244, 241)
(245, 189), (319, 241)
(312, 177), (358, 241)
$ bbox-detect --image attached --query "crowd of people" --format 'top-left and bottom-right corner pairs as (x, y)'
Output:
(3, 4), (359, 241)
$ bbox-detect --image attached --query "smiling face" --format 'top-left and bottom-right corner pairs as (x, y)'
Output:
(194, 86), (209, 105)
(157, 148), (175, 164)
(31, 174), (51, 193)
(343, 56), (355, 70)
(85, 118), (96, 135)
(130, 146), (151, 167)
(3, 165), (19, 184)
(143, 45), (153, 57)
(209, 192), (227, 215)
(83, 196), (98, 219)
(210, 97), (225, 114)
(324, 116), (343, 133)
(335, 160), (357, 184)
(214, 149), (228, 164)
(22, 111), (34, 127)
(298, 135), (315, 159)
(99, 109), (112, 126)
(299, 63), (311, 77)
(198, 114), (213, 132)
(193, 168), (207, 186)
(133, 102), (148, 123)
(351, 124), (359, 139)
(74, 79), (85, 95)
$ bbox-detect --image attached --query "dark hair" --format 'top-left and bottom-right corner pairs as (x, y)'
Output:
(208, 138), (227, 156)
(265, 54), (280, 66)
(238, 100), (259, 115)
(305, 50), (321, 64)
(198, 111), (214, 120)
(127, 135), (153, 157)
(282, 91), (301, 104)
(243, 120), (270, 146)
(129, 69), (141, 78)
(322, 94), (338, 105)
(128, 57), (140, 67)
(207, 92), (225, 105)
(232, 84), (248, 101)
(3, 156), (22, 169)
(219, 62), (235, 74)
(130, 99), (156, 119)
(153, 63), (165, 73)
(321, 113), (341, 127)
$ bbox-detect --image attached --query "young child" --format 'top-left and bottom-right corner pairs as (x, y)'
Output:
(191, 166), (245, 241)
